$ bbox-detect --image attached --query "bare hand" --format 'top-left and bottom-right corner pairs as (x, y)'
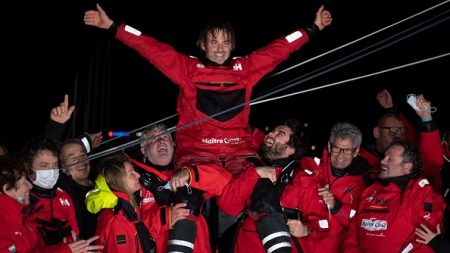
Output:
(287, 219), (309, 237)
(376, 89), (393, 109)
(314, 5), (332, 31)
(83, 3), (114, 29)
(89, 132), (103, 149)
(415, 224), (440, 245)
(414, 94), (432, 118)
(170, 169), (190, 191)
(318, 187), (335, 209)
(50, 94), (75, 124)
(171, 202), (189, 227)
(254, 166), (276, 183)
(67, 231), (104, 253)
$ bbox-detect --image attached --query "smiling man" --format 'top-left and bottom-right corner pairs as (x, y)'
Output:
(344, 139), (446, 253)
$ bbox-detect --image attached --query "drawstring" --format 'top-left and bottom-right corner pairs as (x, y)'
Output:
(185, 184), (192, 194)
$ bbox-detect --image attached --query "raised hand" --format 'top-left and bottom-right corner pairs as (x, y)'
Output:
(89, 132), (103, 149)
(83, 3), (114, 29)
(314, 5), (333, 31)
(376, 89), (394, 109)
(414, 94), (433, 119)
(50, 94), (75, 124)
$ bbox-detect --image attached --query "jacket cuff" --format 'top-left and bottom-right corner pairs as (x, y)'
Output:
(330, 199), (342, 214)
(304, 23), (320, 40)
(384, 105), (399, 114)
(108, 22), (119, 36)
(420, 120), (436, 132)
(428, 234), (443, 248)
(79, 133), (93, 153)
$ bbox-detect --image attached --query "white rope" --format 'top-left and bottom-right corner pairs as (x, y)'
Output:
(87, 52), (449, 163)
(251, 52), (450, 106)
(267, 0), (450, 78)
(106, 0), (449, 143)
(87, 2), (449, 162)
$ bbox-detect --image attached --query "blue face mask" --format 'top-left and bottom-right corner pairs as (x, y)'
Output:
(33, 169), (59, 189)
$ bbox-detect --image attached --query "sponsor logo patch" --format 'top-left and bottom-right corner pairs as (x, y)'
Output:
(361, 218), (387, 231)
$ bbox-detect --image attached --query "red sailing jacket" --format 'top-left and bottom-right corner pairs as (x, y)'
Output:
(360, 129), (444, 192)
(96, 191), (144, 253)
(116, 24), (311, 174)
(0, 194), (71, 253)
(133, 160), (232, 253)
(27, 187), (79, 248)
(217, 157), (330, 253)
(343, 177), (446, 253)
(306, 149), (368, 253)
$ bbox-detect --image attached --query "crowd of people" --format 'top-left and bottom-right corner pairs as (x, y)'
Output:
(1, 2), (449, 253)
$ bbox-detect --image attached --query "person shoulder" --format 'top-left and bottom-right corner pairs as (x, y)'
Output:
(55, 187), (75, 206)
(299, 156), (321, 175)
(410, 177), (433, 190)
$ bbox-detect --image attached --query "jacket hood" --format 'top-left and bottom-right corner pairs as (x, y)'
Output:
(85, 175), (118, 214)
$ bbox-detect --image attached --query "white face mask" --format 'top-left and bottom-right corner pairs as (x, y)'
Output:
(33, 169), (59, 189)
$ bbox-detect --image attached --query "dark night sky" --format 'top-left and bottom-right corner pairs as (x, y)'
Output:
(2, 0), (449, 154)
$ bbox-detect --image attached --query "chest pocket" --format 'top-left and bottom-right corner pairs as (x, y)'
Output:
(196, 87), (245, 122)
(364, 199), (390, 213)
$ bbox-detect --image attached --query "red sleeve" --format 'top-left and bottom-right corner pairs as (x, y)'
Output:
(420, 130), (444, 179)
(341, 212), (361, 253)
(407, 180), (446, 251)
(399, 112), (419, 144)
(290, 175), (329, 238)
(64, 192), (79, 237)
(332, 178), (364, 229)
(116, 23), (190, 86)
(247, 29), (310, 87)
(217, 166), (260, 216)
(184, 163), (232, 196)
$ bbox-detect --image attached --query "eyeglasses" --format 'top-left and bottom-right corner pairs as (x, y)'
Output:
(330, 145), (356, 155)
(381, 126), (408, 135)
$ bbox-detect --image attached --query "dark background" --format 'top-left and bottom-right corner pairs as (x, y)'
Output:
(2, 0), (449, 156)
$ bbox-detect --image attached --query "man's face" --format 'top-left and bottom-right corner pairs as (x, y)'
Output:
(60, 143), (90, 182)
(329, 137), (358, 170)
(260, 125), (294, 161)
(141, 129), (174, 166)
(202, 29), (233, 65)
(375, 116), (407, 152)
(379, 144), (411, 179)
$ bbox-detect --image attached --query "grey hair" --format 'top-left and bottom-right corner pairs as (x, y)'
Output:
(329, 122), (363, 148)
(140, 124), (172, 148)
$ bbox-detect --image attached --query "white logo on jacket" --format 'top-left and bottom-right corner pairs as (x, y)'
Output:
(142, 197), (155, 204)
(59, 198), (71, 206)
(202, 137), (241, 144)
(8, 244), (16, 253)
(361, 218), (387, 231)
